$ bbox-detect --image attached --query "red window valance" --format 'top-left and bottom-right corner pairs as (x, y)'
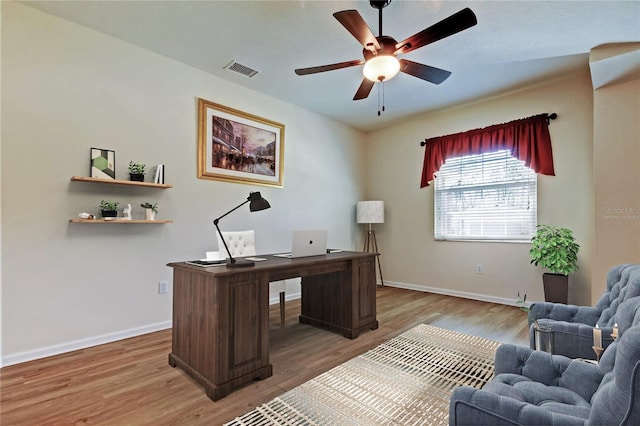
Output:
(420, 113), (555, 187)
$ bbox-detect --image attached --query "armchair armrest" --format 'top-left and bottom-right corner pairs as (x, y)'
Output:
(449, 387), (522, 426)
(527, 319), (615, 359)
(529, 302), (601, 326)
(450, 386), (585, 426)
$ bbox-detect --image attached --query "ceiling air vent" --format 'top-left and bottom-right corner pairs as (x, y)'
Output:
(224, 61), (259, 78)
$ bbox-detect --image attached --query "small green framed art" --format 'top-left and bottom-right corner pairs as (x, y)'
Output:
(90, 148), (115, 180)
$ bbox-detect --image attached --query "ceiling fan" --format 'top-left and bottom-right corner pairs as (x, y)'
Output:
(295, 1), (477, 101)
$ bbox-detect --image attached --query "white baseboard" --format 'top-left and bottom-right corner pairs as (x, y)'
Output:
(383, 280), (521, 307)
(1, 284), (514, 367)
(1, 320), (172, 368)
(1, 295), (303, 367)
(269, 291), (300, 305)
(271, 280), (517, 307)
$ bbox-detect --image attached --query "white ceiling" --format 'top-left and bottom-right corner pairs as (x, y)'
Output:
(21, 0), (640, 132)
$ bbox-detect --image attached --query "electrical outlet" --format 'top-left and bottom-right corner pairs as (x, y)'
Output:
(158, 280), (169, 294)
(476, 264), (484, 274)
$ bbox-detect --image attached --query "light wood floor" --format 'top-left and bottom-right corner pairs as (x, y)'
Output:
(0, 286), (529, 426)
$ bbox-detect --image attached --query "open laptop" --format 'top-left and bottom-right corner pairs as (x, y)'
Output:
(275, 230), (328, 258)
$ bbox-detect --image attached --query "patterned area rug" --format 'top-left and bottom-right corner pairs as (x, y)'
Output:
(225, 324), (501, 425)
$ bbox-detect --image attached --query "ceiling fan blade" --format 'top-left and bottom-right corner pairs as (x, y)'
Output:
(295, 59), (364, 76)
(399, 59), (451, 85)
(334, 10), (381, 52)
(353, 78), (375, 100)
(395, 8), (477, 55)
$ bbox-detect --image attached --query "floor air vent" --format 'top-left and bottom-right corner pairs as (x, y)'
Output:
(224, 61), (259, 78)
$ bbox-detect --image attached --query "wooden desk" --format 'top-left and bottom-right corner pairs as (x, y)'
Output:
(167, 251), (378, 401)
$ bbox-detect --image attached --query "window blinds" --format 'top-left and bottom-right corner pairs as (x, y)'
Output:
(434, 150), (537, 241)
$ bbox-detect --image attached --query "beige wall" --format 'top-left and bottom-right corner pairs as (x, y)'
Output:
(591, 44), (640, 300)
(366, 73), (594, 307)
(1, 2), (366, 365)
(3, 2), (636, 367)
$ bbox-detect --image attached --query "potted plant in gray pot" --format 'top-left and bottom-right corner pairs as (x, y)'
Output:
(529, 224), (580, 304)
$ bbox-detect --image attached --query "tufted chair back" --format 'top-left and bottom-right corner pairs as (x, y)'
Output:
(596, 264), (640, 326)
(217, 230), (257, 258)
(615, 296), (640, 335)
(588, 321), (640, 425)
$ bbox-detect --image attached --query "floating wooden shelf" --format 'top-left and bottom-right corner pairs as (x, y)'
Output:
(69, 176), (173, 224)
(69, 219), (173, 224)
(70, 176), (173, 188)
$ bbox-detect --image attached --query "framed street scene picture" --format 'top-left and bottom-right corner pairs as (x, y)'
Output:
(197, 98), (284, 188)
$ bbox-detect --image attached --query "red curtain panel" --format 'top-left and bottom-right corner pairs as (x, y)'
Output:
(420, 114), (555, 187)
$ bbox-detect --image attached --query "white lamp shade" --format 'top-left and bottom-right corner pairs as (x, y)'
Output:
(362, 56), (400, 82)
(357, 201), (384, 224)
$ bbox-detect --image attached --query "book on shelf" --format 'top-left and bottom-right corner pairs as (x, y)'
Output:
(153, 164), (165, 184)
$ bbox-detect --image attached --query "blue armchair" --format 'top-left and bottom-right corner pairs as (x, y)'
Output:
(529, 263), (640, 359)
(449, 298), (640, 425)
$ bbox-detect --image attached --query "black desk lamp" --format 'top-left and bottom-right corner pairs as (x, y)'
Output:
(213, 191), (271, 268)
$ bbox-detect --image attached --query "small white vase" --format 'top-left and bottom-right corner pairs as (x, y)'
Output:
(145, 209), (156, 220)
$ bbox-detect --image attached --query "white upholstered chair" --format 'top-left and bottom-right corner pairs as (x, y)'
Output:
(217, 229), (257, 258)
(216, 230), (286, 327)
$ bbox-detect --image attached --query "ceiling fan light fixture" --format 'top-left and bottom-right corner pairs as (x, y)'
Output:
(363, 55), (400, 82)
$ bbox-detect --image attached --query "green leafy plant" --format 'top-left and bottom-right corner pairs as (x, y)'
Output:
(529, 224), (579, 275)
(516, 292), (536, 323)
(128, 161), (146, 175)
(140, 202), (158, 214)
(99, 200), (119, 211)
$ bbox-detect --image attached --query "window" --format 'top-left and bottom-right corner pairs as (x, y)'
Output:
(434, 150), (536, 241)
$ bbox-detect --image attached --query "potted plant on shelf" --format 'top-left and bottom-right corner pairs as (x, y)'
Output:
(529, 224), (580, 304)
(141, 202), (158, 220)
(128, 161), (146, 182)
(99, 200), (119, 218)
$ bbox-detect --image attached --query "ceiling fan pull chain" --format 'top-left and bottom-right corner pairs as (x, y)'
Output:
(382, 81), (386, 113)
(377, 81), (386, 116)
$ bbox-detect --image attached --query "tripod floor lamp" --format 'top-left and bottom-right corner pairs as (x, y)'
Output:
(357, 200), (384, 286)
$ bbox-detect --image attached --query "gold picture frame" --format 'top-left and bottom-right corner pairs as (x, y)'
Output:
(197, 98), (284, 187)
